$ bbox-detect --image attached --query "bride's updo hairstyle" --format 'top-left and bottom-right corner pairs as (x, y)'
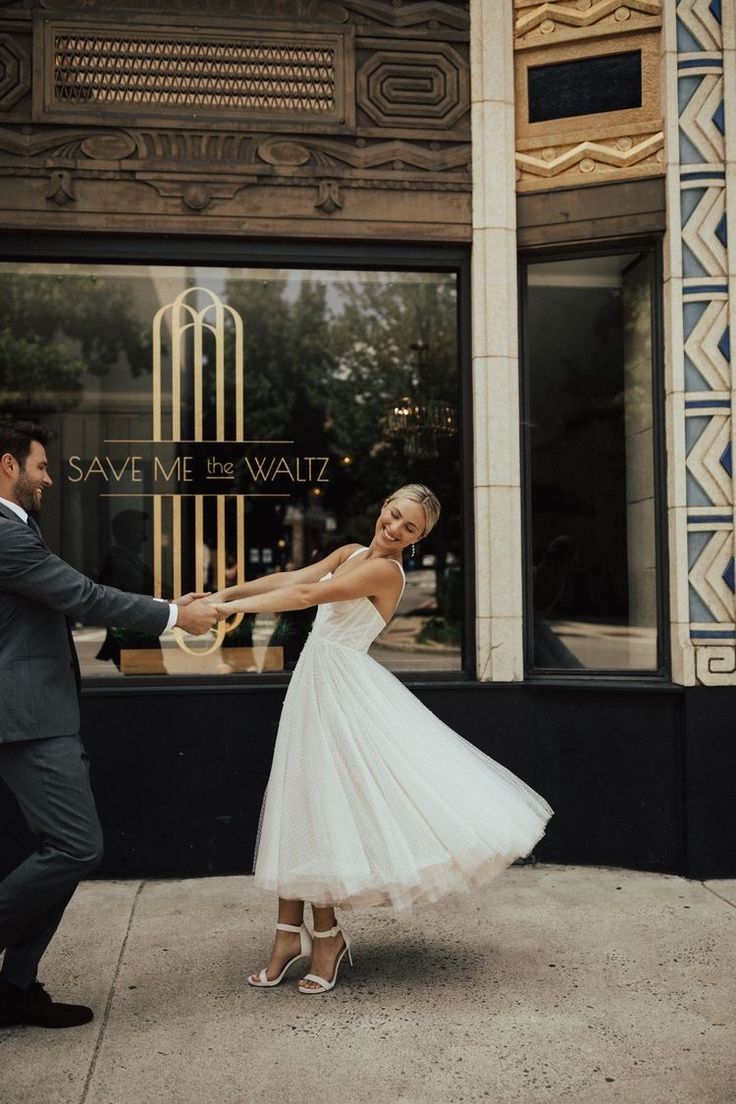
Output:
(386, 483), (440, 537)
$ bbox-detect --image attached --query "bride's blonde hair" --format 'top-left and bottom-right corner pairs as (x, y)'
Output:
(386, 483), (440, 536)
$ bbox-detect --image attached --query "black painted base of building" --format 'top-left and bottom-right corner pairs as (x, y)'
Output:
(1, 682), (734, 881)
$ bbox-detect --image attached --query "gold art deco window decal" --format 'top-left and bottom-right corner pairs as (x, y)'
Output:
(35, 19), (354, 131)
(134, 286), (248, 660)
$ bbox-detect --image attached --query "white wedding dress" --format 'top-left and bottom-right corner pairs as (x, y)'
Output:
(253, 548), (553, 912)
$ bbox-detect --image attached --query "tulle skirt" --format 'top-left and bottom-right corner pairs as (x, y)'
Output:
(253, 637), (553, 912)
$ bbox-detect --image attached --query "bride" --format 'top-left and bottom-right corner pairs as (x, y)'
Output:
(211, 484), (552, 994)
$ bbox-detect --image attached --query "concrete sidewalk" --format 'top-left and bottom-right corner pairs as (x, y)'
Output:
(1, 866), (734, 1104)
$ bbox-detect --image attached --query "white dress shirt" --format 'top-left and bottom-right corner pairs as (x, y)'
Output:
(0, 495), (28, 523)
(0, 496), (178, 630)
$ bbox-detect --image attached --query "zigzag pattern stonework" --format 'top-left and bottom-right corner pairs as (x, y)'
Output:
(513, 0), (664, 191)
(666, 0), (736, 684)
(515, 0), (662, 48)
(515, 131), (664, 181)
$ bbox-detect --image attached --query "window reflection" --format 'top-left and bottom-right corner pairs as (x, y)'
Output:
(0, 264), (462, 677)
(525, 252), (659, 672)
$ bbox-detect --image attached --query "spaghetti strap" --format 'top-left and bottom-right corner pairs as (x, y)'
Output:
(347, 546), (404, 576)
(387, 558), (406, 583)
(346, 545), (405, 594)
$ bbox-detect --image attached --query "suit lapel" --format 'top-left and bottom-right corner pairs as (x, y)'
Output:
(0, 502), (25, 525)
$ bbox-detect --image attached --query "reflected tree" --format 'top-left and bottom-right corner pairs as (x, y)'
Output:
(0, 273), (149, 411)
(220, 273), (462, 641)
(326, 277), (462, 642)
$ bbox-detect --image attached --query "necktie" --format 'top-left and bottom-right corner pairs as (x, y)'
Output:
(27, 513), (82, 692)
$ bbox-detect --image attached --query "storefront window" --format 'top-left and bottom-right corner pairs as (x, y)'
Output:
(523, 250), (662, 673)
(0, 262), (463, 677)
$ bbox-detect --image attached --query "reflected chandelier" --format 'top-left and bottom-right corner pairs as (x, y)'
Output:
(383, 341), (457, 459)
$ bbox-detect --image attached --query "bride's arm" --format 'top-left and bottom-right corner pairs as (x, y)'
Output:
(213, 557), (399, 615)
(208, 543), (363, 602)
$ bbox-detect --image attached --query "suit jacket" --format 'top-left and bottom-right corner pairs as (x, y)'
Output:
(0, 502), (170, 743)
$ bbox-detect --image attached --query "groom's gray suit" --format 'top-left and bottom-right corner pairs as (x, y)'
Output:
(0, 501), (170, 988)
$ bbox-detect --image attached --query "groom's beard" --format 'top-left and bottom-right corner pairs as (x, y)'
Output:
(15, 469), (40, 514)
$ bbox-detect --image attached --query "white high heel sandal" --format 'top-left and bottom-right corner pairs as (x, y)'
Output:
(298, 924), (354, 995)
(248, 922), (313, 988)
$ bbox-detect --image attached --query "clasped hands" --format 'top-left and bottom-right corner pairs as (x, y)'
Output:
(173, 592), (231, 636)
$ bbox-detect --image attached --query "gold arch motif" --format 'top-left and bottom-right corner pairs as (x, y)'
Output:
(152, 285), (245, 442)
(149, 285), (248, 658)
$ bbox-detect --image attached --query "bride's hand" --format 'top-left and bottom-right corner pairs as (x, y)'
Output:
(200, 599), (232, 620)
(174, 591), (212, 606)
(213, 601), (235, 616)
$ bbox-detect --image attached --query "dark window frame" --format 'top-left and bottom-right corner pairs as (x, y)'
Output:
(518, 235), (669, 683)
(0, 232), (475, 691)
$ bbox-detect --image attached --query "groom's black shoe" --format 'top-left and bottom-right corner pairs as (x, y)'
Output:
(0, 980), (93, 1029)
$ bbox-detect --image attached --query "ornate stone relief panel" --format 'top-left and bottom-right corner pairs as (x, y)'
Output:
(513, 0), (664, 192)
(35, 19), (355, 132)
(0, 0), (471, 239)
(664, 0), (735, 686)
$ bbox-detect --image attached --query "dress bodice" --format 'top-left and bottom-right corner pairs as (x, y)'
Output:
(307, 547), (405, 653)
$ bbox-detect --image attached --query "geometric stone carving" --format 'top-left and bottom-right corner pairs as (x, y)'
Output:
(513, 1), (663, 193)
(45, 168), (75, 205)
(338, 0), (470, 33)
(357, 43), (469, 131)
(664, 0), (736, 684)
(681, 185), (728, 277)
(683, 298), (730, 391)
(688, 527), (734, 623)
(676, 0), (722, 52)
(79, 133), (137, 160)
(255, 134), (470, 173)
(0, 11), (472, 241)
(695, 645), (736, 685)
(0, 34), (31, 111)
(35, 20), (354, 132)
(679, 71), (725, 164)
(515, 1), (663, 50)
(685, 412), (731, 506)
(516, 129), (663, 186)
(314, 178), (342, 212)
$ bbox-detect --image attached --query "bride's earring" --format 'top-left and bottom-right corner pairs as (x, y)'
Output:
(411, 542), (416, 558)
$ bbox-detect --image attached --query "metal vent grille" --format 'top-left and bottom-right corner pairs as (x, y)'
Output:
(52, 31), (338, 115)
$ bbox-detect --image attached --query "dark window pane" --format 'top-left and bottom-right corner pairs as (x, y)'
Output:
(528, 51), (642, 123)
(524, 253), (658, 672)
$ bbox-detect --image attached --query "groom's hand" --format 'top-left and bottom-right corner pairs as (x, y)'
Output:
(175, 597), (220, 635)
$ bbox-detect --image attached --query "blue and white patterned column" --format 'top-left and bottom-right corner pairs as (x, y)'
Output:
(665, 0), (735, 683)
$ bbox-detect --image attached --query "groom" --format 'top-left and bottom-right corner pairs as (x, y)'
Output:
(0, 418), (220, 1029)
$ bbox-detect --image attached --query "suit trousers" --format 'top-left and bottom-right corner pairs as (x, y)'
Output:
(0, 735), (104, 989)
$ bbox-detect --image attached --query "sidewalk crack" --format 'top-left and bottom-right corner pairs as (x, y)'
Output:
(701, 882), (736, 909)
(79, 880), (145, 1104)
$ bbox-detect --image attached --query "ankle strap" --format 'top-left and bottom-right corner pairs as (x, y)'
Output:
(276, 922), (303, 933)
(313, 925), (341, 938)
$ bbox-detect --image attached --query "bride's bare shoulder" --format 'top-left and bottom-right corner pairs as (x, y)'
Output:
(335, 542), (366, 565)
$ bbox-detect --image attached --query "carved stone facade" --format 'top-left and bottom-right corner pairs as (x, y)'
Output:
(0, 0), (471, 240)
(662, 0), (736, 686)
(513, 0), (665, 192)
